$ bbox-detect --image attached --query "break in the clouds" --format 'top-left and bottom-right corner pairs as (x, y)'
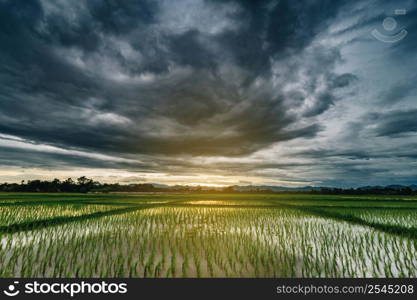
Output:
(0, 0), (416, 187)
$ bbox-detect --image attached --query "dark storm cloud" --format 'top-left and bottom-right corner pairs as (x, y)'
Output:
(379, 75), (417, 105)
(371, 109), (417, 137)
(291, 149), (371, 160)
(2, 0), (416, 187)
(0, 0), (356, 160)
(0, 144), (150, 171)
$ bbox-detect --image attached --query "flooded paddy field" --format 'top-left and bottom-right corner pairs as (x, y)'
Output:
(0, 193), (416, 277)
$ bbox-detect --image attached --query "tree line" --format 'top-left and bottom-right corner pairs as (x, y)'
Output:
(0, 177), (416, 194)
(0, 177), (217, 193)
(0, 177), (159, 193)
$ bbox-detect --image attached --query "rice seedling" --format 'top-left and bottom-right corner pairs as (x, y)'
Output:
(0, 193), (416, 277)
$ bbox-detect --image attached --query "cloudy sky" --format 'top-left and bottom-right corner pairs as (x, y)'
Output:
(0, 0), (416, 187)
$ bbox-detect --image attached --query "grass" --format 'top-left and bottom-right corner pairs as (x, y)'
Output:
(0, 193), (416, 277)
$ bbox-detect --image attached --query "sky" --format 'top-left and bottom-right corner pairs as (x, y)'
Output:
(0, 0), (416, 187)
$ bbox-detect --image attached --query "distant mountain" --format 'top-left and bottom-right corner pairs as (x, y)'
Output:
(356, 185), (417, 191)
(2, 177), (416, 194)
(148, 183), (171, 189)
(231, 185), (323, 192)
(152, 183), (417, 192)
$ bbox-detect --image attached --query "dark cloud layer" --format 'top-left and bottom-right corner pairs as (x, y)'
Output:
(0, 0), (355, 157)
(0, 0), (416, 186)
(371, 109), (417, 137)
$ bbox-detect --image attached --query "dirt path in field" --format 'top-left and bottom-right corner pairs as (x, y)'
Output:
(3, 198), (416, 240)
(295, 206), (417, 240)
(0, 206), (149, 234)
(166, 202), (417, 240)
(0, 199), (194, 234)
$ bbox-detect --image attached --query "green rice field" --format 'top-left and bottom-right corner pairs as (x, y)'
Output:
(0, 193), (416, 278)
